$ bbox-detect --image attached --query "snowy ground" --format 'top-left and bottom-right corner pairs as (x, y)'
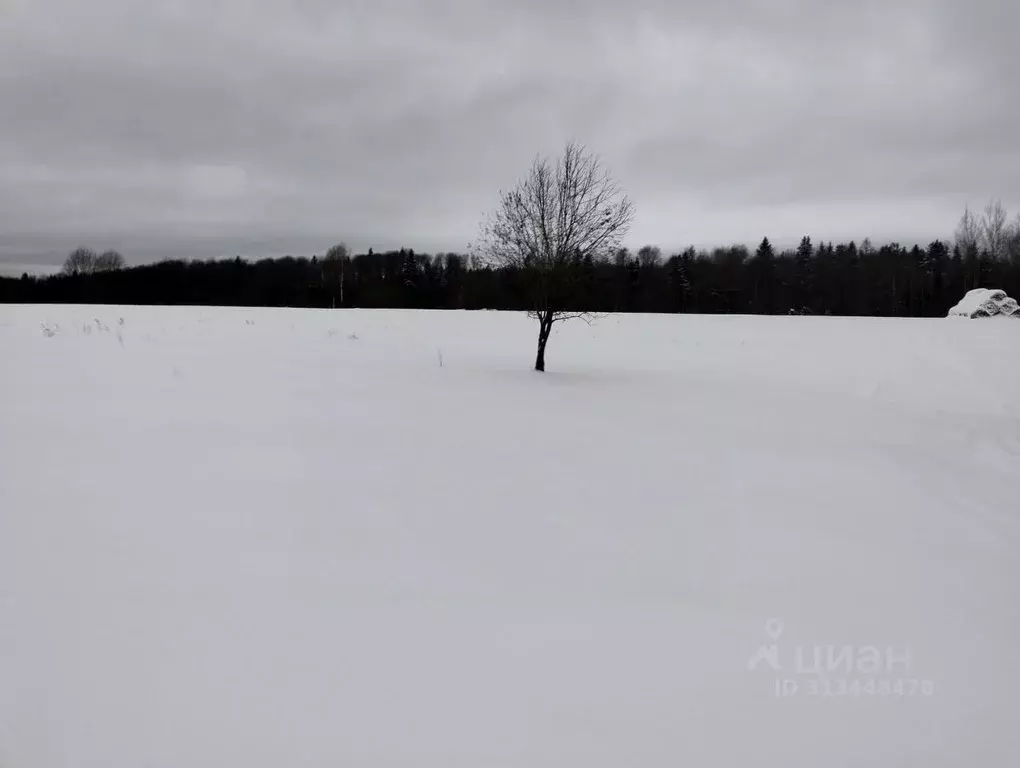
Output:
(2, 304), (1019, 767)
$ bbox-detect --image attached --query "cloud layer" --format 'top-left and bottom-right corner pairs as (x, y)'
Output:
(1, 0), (1017, 264)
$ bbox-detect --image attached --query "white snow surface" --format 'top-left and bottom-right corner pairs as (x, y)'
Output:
(2, 305), (1020, 767)
(947, 287), (1020, 318)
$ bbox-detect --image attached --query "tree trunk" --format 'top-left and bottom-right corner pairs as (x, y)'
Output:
(534, 315), (552, 372)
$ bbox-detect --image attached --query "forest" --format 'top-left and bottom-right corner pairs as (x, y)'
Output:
(3, 206), (1019, 318)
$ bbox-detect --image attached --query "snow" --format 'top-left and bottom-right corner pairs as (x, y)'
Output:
(948, 287), (1020, 318)
(2, 304), (1020, 767)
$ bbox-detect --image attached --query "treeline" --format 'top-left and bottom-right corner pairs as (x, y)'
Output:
(5, 198), (1020, 316)
(3, 237), (1019, 316)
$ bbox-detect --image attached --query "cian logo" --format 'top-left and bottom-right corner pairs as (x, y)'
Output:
(746, 619), (935, 699)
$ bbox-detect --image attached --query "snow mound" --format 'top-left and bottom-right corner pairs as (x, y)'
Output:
(948, 288), (1020, 318)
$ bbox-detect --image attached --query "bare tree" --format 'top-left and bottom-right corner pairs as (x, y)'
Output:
(476, 141), (634, 371)
(638, 245), (662, 268)
(1008, 214), (1020, 264)
(980, 199), (1009, 260)
(95, 250), (125, 272)
(955, 206), (980, 256)
(62, 247), (98, 276)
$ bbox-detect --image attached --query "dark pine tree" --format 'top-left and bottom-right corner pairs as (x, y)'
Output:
(750, 237), (777, 314)
(793, 236), (813, 314)
(667, 250), (693, 313)
(927, 240), (949, 316)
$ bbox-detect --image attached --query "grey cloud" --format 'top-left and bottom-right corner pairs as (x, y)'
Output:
(1, 0), (1017, 266)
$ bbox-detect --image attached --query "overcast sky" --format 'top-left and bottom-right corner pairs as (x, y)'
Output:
(1, 0), (1018, 268)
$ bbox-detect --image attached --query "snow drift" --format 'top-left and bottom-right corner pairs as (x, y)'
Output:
(948, 288), (1020, 318)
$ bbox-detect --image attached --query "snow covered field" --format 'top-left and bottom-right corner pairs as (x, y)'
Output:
(2, 304), (1019, 767)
